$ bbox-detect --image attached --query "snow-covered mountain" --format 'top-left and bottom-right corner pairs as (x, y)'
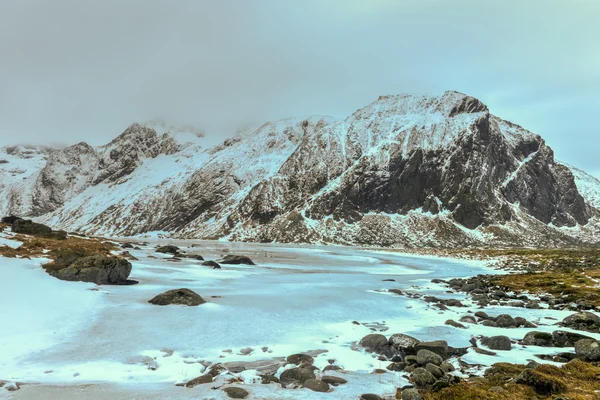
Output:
(2, 91), (599, 247)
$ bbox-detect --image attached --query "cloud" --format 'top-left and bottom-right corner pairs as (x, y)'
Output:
(0, 0), (598, 174)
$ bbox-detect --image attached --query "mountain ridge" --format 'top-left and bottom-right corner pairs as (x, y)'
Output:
(1, 91), (599, 247)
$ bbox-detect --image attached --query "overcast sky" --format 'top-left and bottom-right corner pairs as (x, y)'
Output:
(0, 0), (598, 177)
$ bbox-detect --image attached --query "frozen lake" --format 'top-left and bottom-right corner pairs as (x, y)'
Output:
(1, 239), (517, 399)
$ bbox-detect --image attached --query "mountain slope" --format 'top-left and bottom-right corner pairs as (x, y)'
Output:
(2, 91), (599, 248)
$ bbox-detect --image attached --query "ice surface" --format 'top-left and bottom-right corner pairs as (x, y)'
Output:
(2, 238), (596, 398)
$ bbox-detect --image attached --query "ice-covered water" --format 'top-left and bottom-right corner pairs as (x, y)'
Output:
(1, 239), (581, 399)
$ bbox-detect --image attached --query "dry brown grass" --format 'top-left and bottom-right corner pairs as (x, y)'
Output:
(0, 233), (117, 266)
(423, 360), (600, 400)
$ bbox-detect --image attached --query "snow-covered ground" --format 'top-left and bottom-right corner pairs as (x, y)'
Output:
(1, 237), (596, 399)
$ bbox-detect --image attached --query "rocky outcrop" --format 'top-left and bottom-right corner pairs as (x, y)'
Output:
(49, 255), (132, 284)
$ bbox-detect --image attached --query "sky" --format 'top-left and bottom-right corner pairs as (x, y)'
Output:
(0, 0), (598, 177)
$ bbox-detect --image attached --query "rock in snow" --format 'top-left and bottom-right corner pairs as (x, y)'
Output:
(49, 255), (132, 285)
(148, 288), (206, 306)
(1, 91), (599, 248)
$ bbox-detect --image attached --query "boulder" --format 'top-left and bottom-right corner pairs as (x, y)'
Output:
(411, 367), (436, 388)
(416, 349), (442, 366)
(445, 319), (466, 329)
(223, 387), (249, 399)
(279, 367), (316, 385)
(389, 333), (421, 352)
(552, 330), (593, 347)
(220, 255), (255, 265)
(156, 245), (180, 254)
(360, 395), (384, 400)
(414, 341), (448, 358)
(286, 354), (314, 365)
(495, 314), (517, 328)
(12, 219), (52, 236)
(360, 334), (389, 352)
(202, 260), (221, 269)
(49, 255), (132, 284)
(148, 288), (206, 306)
(574, 339), (600, 361)
(522, 331), (553, 347)
(562, 312), (600, 332)
(475, 311), (490, 320)
(481, 336), (512, 351)
(387, 362), (405, 371)
(404, 355), (418, 365)
(440, 362), (455, 373)
(303, 378), (330, 392)
(459, 315), (477, 324)
(321, 375), (347, 386)
(425, 363), (444, 379)
(401, 388), (423, 400)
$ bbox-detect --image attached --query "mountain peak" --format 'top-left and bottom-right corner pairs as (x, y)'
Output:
(373, 90), (488, 118)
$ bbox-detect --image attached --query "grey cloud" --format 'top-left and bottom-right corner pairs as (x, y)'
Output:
(0, 0), (598, 176)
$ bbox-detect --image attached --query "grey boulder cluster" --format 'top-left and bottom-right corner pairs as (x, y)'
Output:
(359, 333), (461, 396)
(181, 352), (349, 397)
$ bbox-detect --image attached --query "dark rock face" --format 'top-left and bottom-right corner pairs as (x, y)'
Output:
(50, 255), (132, 284)
(148, 288), (206, 306)
(229, 93), (590, 245)
(94, 123), (176, 185)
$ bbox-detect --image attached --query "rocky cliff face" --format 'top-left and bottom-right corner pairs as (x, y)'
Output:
(2, 91), (599, 247)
